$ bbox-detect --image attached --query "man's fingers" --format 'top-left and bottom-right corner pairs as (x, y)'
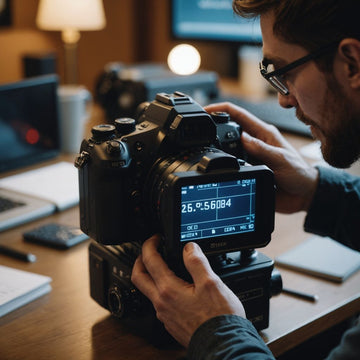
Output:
(205, 102), (292, 148)
(132, 235), (191, 304)
(242, 131), (303, 169)
(205, 102), (269, 135)
(140, 234), (176, 282)
(131, 255), (158, 301)
(241, 132), (286, 167)
(183, 242), (218, 285)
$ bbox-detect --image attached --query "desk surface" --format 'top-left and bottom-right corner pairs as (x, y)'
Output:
(1, 111), (360, 359)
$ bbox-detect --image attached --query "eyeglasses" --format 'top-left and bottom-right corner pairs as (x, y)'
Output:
(259, 42), (338, 96)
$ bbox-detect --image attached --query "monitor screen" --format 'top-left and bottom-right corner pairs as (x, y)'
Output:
(0, 75), (60, 173)
(171, 0), (262, 44)
(180, 178), (256, 242)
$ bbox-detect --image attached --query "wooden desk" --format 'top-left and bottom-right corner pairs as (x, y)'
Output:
(0, 118), (360, 360)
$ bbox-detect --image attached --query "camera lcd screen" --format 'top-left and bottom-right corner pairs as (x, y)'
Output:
(180, 179), (256, 241)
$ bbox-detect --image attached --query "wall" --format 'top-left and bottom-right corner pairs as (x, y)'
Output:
(0, 0), (141, 91)
(77, 0), (139, 91)
(0, 0), (238, 93)
(139, 0), (238, 77)
(0, 0), (59, 83)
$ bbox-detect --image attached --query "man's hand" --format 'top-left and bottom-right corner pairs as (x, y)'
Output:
(131, 234), (246, 348)
(206, 102), (319, 213)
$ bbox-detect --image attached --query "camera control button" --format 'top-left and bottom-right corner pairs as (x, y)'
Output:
(107, 140), (122, 154)
(131, 190), (142, 204)
(211, 111), (230, 124)
(108, 287), (125, 317)
(91, 124), (116, 141)
(75, 151), (90, 168)
(134, 141), (144, 152)
(114, 118), (136, 135)
(225, 131), (237, 139)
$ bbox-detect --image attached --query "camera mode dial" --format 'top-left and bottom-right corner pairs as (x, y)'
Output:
(91, 124), (116, 142)
(108, 286), (145, 318)
(211, 111), (230, 124)
(108, 286), (126, 318)
(115, 117), (136, 136)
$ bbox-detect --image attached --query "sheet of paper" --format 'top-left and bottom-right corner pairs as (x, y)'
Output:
(0, 265), (52, 317)
(0, 161), (79, 211)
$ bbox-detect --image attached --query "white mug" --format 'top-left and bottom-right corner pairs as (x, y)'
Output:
(238, 45), (268, 98)
(58, 85), (92, 153)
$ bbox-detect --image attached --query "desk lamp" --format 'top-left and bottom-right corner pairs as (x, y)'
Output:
(36, 0), (106, 84)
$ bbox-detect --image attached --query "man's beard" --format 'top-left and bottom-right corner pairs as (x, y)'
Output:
(296, 76), (360, 168)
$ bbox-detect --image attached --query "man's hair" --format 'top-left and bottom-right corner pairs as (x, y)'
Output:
(232, 0), (360, 70)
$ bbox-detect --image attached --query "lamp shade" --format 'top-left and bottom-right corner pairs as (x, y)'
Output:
(36, 0), (106, 31)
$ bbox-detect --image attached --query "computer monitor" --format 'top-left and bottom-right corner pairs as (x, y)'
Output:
(0, 75), (60, 173)
(171, 0), (262, 44)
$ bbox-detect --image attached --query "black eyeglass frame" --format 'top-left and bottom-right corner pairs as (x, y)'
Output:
(259, 42), (339, 96)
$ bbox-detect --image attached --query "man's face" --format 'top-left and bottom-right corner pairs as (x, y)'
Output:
(260, 12), (360, 168)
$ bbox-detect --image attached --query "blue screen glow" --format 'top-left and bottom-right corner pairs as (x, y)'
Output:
(180, 179), (256, 241)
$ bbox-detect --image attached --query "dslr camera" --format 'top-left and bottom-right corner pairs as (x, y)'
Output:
(94, 62), (219, 122)
(75, 91), (282, 334)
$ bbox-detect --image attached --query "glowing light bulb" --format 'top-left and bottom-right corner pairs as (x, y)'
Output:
(167, 44), (201, 75)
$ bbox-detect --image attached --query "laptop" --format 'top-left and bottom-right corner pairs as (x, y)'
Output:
(0, 75), (79, 232)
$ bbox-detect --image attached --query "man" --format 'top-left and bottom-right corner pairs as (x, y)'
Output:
(131, 0), (360, 358)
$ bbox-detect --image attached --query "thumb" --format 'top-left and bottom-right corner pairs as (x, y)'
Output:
(183, 242), (217, 284)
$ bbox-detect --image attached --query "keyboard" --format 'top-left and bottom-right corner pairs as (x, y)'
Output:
(0, 196), (25, 213)
(216, 95), (312, 137)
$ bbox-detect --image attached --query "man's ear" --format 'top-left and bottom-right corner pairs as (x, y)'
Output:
(338, 38), (360, 89)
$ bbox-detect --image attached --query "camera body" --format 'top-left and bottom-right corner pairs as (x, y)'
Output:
(75, 91), (281, 334)
(89, 241), (281, 332)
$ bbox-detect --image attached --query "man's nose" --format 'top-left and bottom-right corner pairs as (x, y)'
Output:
(278, 92), (297, 109)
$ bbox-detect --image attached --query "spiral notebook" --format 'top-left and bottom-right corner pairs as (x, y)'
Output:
(275, 236), (360, 282)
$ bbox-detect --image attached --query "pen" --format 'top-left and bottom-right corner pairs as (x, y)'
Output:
(282, 287), (319, 302)
(0, 244), (37, 263)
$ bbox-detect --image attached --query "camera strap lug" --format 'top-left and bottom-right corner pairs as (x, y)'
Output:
(75, 151), (90, 168)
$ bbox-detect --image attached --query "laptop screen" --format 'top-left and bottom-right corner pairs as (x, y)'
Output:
(0, 75), (60, 173)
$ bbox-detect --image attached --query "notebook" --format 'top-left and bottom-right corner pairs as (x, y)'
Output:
(0, 161), (79, 232)
(0, 76), (79, 232)
(0, 265), (52, 317)
(275, 236), (360, 282)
